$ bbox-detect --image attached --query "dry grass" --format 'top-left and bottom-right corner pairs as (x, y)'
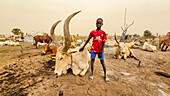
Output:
(0, 45), (32, 52)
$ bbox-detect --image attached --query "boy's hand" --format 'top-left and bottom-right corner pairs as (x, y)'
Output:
(79, 47), (84, 52)
(99, 52), (102, 58)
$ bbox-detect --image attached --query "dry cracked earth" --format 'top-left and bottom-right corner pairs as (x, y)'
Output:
(0, 44), (170, 96)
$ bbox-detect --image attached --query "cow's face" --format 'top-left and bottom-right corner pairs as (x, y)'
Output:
(43, 44), (50, 53)
(118, 42), (126, 55)
(54, 46), (71, 75)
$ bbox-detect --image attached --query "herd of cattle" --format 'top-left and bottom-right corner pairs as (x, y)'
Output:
(0, 40), (20, 46)
(32, 11), (170, 76)
(0, 11), (169, 77)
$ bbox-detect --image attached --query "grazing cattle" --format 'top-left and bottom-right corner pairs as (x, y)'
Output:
(161, 32), (170, 51)
(142, 42), (157, 52)
(76, 39), (83, 46)
(51, 11), (90, 76)
(0, 41), (20, 46)
(33, 35), (52, 48)
(113, 35), (141, 66)
(43, 44), (57, 57)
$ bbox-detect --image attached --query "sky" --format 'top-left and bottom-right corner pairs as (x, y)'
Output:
(0, 0), (170, 36)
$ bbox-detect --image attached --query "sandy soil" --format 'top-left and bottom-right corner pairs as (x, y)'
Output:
(0, 44), (170, 96)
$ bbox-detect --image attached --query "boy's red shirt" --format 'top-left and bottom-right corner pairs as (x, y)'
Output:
(88, 30), (107, 52)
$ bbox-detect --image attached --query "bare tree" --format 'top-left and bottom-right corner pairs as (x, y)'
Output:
(120, 8), (134, 42)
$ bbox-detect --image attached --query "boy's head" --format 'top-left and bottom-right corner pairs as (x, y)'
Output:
(96, 18), (103, 30)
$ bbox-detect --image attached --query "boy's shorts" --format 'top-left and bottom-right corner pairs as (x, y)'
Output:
(91, 51), (104, 60)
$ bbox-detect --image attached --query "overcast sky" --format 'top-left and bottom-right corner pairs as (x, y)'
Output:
(0, 0), (170, 36)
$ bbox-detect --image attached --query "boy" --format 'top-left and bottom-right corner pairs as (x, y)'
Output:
(79, 18), (109, 82)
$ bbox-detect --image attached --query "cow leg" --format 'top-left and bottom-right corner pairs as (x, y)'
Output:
(48, 54), (52, 57)
(161, 43), (165, 51)
(165, 46), (168, 51)
(113, 55), (117, 59)
(124, 54), (127, 60)
(48, 53), (56, 57)
(62, 70), (67, 75)
(129, 49), (141, 66)
(35, 42), (38, 49)
(72, 63), (81, 75)
(116, 55), (121, 59)
(80, 67), (88, 77)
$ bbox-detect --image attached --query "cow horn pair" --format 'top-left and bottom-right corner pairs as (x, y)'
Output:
(50, 11), (81, 52)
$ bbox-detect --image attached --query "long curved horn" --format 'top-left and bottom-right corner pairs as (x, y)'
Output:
(115, 33), (120, 45)
(50, 20), (62, 47)
(62, 11), (81, 52)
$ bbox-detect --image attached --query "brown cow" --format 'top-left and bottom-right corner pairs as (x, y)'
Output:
(43, 44), (57, 57)
(33, 35), (52, 48)
(161, 32), (170, 51)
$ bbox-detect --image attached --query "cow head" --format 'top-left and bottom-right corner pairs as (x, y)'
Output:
(50, 11), (81, 75)
(115, 34), (126, 55)
(43, 44), (50, 53)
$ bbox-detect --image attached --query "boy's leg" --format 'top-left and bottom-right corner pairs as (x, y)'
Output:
(89, 52), (96, 80)
(91, 59), (95, 76)
(100, 60), (106, 78)
(98, 52), (109, 82)
(100, 60), (109, 82)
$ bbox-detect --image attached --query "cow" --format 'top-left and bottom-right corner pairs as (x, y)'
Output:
(113, 35), (141, 66)
(33, 35), (52, 48)
(0, 41), (20, 46)
(125, 40), (137, 48)
(142, 42), (157, 52)
(76, 39), (83, 46)
(161, 32), (170, 51)
(42, 44), (57, 57)
(50, 11), (90, 76)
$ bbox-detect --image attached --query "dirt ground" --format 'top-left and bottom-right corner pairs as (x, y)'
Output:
(0, 43), (170, 96)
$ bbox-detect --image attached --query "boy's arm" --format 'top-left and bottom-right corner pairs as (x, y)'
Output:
(99, 32), (107, 57)
(79, 38), (91, 51)
(101, 42), (105, 52)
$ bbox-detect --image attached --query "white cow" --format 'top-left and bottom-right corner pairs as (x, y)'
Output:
(113, 35), (141, 66)
(76, 39), (83, 46)
(0, 42), (5, 46)
(0, 41), (20, 46)
(51, 11), (90, 76)
(142, 42), (157, 52)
